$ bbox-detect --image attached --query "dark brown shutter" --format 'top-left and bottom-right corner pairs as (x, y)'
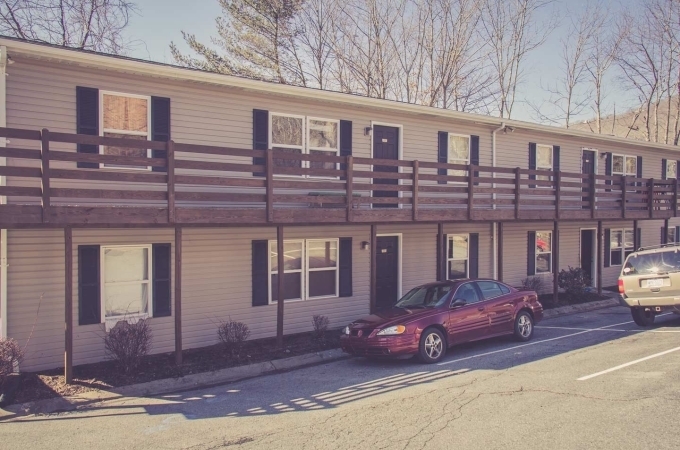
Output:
(661, 226), (665, 244)
(152, 243), (171, 317)
(604, 229), (611, 267)
(438, 131), (448, 184)
(675, 226), (680, 243)
(528, 143), (537, 188)
(151, 96), (171, 173)
(527, 231), (536, 276)
(436, 233), (447, 280)
(76, 86), (99, 169)
(252, 240), (269, 306)
(339, 237), (353, 297)
(471, 135), (480, 186)
(78, 245), (101, 325)
(339, 120), (352, 180)
(637, 156), (643, 178)
(469, 233), (479, 279)
(676, 161), (680, 181)
(605, 153), (612, 190)
(253, 109), (268, 177)
(636, 228), (642, 249)
(553, 146), (560, 172)
(662, 159), (668, 180)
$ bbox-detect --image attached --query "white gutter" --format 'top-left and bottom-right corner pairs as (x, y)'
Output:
(0, 45), (7, 339)
(491, 123), (505, 280)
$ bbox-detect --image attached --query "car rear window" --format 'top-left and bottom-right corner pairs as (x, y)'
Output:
(623, 250), (680, 276)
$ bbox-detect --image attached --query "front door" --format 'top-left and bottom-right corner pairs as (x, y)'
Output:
(582, 150), (596, 207)
(447, 282), (489, 344)
(375, 236), (399, 309)
(372, 125), (399, 208)
(581, 229), (596, 286)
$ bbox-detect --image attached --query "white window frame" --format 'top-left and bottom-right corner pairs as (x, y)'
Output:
(99, 90), (152, 171)
(446, 133), (471, 179)
(666, 160), (677, 180)
(536, 144), (553, 182)
(610, 228), (634, 266)
(306, 116), (340, 179)
(534, 231), (553, 275)
(446, 234), (470, 280)
(267, 238), (340, 304)
(611, 153), (638, 177)
(100, 244), (153, 328)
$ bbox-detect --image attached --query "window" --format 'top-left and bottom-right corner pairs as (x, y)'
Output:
(447, 134), (470, 177)
(447, 234), (469, 280)
(535, 231), (552, 274)
(452, 283), (480, 304)
(476, 281), (505, 299)
(666, 160), (677, 180)
(269, 113), (340, 175)
(612, 154), (637, 177)
(269, 239), (339, 303)
(101, 245), (152, 325)
(100, 91), (151, 170)
(396, 285), (452, 308)
(610, 229), (634, 266)
(536, 144), (553, 181)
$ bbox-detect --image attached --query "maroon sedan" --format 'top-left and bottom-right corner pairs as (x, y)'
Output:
(340, 279), (543, 363)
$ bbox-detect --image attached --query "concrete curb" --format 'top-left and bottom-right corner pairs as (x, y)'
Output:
(2, 348), (347, 417)
(542, 297), (620, 319)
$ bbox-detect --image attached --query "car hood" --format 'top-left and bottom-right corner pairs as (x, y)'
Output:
(349, 307), (438, 329)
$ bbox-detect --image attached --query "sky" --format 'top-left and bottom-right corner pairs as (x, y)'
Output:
(125, 0), (639, 125)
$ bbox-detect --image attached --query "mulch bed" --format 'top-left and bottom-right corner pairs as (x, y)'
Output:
(7, 329), (342, 406)
(538, 291), (612, 310)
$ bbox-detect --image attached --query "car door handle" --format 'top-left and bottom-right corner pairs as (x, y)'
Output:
(477, 307), (485, 311)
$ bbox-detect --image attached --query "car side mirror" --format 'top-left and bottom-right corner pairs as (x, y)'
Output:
(451, 298), (467, 308)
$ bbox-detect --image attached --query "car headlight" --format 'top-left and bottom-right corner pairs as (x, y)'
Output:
(343, 325), (351, 335)
(376, 325), (406, 336)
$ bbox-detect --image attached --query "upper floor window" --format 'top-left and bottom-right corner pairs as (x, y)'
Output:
(100, 91), (151, 169)
(612, 154), (637, 177)
(447, 134), (470, 177)
(270, 113), (339, 175)
(665, 160), (677, 180)
(536, 144), (553, 181)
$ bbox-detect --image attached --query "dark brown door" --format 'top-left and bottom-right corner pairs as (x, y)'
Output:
(582, 150), (596, 206)
(375, 236), (399, 309)
(372, 125), (399, 208)
(448, 282), (489, 343)
(581, 230), (595, 286)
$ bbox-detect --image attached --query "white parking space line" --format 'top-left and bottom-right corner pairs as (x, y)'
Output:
(437, 318), (639, 367)
(578, 346), (680, 381)
(537, 325), (680, 333)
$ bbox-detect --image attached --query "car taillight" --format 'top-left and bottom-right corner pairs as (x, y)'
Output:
(618, 278), (624, 294)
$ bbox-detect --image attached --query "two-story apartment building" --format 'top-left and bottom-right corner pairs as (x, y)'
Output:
(0, 37), (679, 378)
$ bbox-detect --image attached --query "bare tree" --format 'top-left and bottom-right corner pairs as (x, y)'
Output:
(480, 0), (555, 119)
(0, 0), (136, 54)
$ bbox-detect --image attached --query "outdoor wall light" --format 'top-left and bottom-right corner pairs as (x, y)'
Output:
(600, 152), (611, 159)
(364, 126), (372, 136)
(361, 241), (370, 250)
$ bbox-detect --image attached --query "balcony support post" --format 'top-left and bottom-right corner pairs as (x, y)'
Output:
(167, 140), (175, 224)
(497, 222), (504, 282)
(346, 155), (354, 222)
(553, 220), (559, 306)
(590, 172), (596, 219)
(621, 175), (627, 219)
(648, 178), (655, 219)
(554, 171), (561, 220)
(276, 225), (285, 348)
(514, 168), (521, 219)
(597, 221), (603, 296)
(175, 226), (183, 365)
(40, 128), (50, 223)
(664, 218), (670, 244)
(412, 160), (419, 221)
(64, 226), (73, 384)
(370, 224), (377, 314)
(633, 220), (639, 250)
(674, 178), (679, 217)
(266, 149), (274, 222)
(468, 165), (475, 220)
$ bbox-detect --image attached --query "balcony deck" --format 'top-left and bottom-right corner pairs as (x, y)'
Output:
(0, 127), (676, 228)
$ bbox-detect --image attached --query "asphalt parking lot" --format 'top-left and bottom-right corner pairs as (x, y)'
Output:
(3, 306), (680, 449)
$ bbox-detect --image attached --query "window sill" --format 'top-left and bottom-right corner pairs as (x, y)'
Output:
(105, 313), (150, 332)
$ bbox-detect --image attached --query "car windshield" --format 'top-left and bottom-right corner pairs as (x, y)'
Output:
(394, 285), (452, 308)
(623, 250), (680, 276)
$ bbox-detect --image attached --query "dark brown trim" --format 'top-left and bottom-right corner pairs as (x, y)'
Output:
(370, 224), (377, 314)
(497, 222), (503, 282)
(41, 129), (51, 223)
(276, 226), (284, 348)
(597, 221), (603, 296)
(412, 160), (419, 221)
(346, 155), (354, 222)
(64, 227), (73, 383)
(174, 226), (182, 365)
(553, 220), (559, 305)
(167, 140), (175, 224)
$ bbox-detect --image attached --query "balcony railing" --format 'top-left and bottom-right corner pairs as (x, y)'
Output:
(0, 127), (676, 227)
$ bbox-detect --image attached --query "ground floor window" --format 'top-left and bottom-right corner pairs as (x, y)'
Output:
(102, 245), (152, 321)
(269, 239), (339, 302)
(610, 229), (634, 266)
(534, 231), (552, 274)
(447, 234), (469, 279)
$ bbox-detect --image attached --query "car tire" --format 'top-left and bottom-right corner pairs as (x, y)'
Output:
(418, 328), (446, 364)
(513, 311), (534, 342)
(631, 307), (655, 327)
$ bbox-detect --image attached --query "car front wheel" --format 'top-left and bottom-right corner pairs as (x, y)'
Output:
(513, 311), (534, 342)
(418, 328), (446, 364)
(631, 307), (655, 327)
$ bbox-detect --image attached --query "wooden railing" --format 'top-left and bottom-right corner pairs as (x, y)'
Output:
(0, 127), (677, 226)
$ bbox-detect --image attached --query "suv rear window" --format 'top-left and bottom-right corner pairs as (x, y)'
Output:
(623, 250), (680, 276)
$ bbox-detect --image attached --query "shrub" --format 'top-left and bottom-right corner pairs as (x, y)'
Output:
(558, 266), (590, 302)
(0, 338), (23, 385)
(217, 320), (250, 359)
(311, 315), (330, 349)
(520, 276), (544, 293)
(104, 319), (152, 373)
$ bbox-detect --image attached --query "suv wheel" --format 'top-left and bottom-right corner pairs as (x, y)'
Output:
(631, 307), (655, 327)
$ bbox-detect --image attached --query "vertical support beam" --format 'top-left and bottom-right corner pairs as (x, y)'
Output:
(674, 178), (678, 217)
(40, 128), (50, 223)
(648, 178), (655, 219)
(276, 225), (285, 348)
(468, 164), (475, 220)
(633, 220), (639, 250)
(553, 220), (559, 305)
(554, 171), (561, 220)
(514, 167), (521, 219)
(664, 218), (670, 244)
(589, 172), (596, 219)
(438, 222), (445, 281)
(412, 160), (419, 221)
(174, 226), (183, 365)
(346, 155), (354, 222)
(167, 140), (175, 224)
(64, 226), (73, 384)
(597, 221), (603, 296)
(621, 175), (627, 219)
(370, 224), (377, 314)
(266, 149), (274, 222)
(497, 222), (504, 282)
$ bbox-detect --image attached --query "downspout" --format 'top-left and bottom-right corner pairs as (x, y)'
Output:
(491, 122), (506, 280)
(0, 46), (7, 339)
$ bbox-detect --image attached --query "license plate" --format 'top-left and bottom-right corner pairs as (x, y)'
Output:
(646, 278), (664, 288)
